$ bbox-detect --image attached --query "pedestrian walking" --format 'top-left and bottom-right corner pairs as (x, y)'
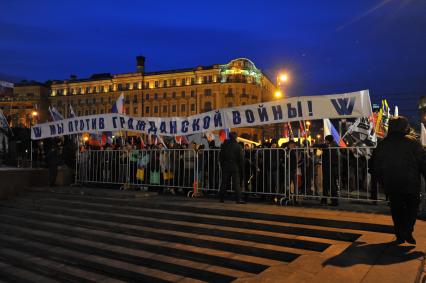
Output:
(374, 116), (426, 245)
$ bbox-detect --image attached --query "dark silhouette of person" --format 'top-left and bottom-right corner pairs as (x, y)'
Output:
(219, 132), (245, 203)
(374, 116), (426, 245)
(319, 135), (339, 206)
(46, 146), (59, 187)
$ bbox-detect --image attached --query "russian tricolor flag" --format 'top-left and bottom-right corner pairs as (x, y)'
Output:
(323, 118), (346, 147)
(111, 93), (125, 114)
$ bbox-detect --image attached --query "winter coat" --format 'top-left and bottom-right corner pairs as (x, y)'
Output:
(374, 132), (426, 195)
(219, 139), (243, 171)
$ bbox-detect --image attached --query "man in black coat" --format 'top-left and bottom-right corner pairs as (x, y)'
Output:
(320, 135), (339, 206)
(374, 116), (426, 245)
(219, 132), (245, 203)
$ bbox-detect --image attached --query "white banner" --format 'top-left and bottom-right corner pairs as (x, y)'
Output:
(31, 90), (372, 140)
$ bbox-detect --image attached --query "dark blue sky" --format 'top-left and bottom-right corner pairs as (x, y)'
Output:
(1, 0), (425, 120)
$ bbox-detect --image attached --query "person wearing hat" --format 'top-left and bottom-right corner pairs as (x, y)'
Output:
(219, 132), (245, 203)
(374, 116), (426, 245)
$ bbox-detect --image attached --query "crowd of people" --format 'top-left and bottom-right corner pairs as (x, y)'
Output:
(20, 116), (426, 246)
(71, 133), (380, 208)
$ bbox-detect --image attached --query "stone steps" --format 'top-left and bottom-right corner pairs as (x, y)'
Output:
(0, 190), (399, 282)
(3, 198), (331, 252)
(8, 193), (364, 241)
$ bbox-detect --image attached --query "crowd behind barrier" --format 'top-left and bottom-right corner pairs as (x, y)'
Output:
(75, 139), (388, 204)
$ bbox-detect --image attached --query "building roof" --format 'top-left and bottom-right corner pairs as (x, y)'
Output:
(14, 81), (47, 87)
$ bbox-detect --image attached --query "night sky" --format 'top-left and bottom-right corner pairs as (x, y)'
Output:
(1, 0), (425, 120)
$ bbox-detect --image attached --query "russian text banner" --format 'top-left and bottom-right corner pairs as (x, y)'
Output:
(31, 90), (372, 140)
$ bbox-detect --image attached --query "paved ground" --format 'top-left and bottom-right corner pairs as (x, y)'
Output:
(0, 186), (424, 283)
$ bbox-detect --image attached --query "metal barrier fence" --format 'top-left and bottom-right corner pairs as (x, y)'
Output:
(75, 147), (387, 204)
(287, 147), (386, 204)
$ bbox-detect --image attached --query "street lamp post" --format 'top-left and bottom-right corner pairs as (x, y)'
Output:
(30, 111), (38, 168)
(274, 71), (289, 139)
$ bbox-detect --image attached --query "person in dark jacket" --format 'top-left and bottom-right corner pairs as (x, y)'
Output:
(319, 135), (339, 206)
(219, 132), (245, 203)
(46, 146), (59, 187)
(374, 116), (426, 245)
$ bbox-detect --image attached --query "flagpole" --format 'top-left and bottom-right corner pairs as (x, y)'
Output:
(30, 140), (33, 168)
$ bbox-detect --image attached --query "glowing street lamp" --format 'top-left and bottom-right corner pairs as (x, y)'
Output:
(274, 90), (283, 98)
(31, 111), (38, 117)
(279, 73), (288, 83)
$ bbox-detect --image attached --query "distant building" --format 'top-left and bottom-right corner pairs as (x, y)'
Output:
(0, 81), (49, 128)
(48, 57), (276, 140)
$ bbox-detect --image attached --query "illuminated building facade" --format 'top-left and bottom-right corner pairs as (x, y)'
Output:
(49, 57), (276, 140)
(0, 81), (49, 128)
